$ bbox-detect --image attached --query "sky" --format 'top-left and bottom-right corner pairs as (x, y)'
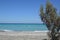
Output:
(0, 0), (60, 23)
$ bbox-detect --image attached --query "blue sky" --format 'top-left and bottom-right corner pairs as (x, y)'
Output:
(0, 0), (60, 23)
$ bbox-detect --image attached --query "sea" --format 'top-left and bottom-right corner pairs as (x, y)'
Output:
(0, 23), (48, 32)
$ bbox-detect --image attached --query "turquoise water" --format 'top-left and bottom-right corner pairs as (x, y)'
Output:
(0, 23), (48, 31)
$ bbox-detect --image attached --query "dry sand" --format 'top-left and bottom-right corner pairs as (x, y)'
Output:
(0, 31), (48, 40)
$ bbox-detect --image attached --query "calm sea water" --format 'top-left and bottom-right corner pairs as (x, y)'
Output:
(0, 23), (48, 31)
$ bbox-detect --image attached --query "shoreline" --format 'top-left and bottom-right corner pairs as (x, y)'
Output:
(0, 31), (48, 40)
(0, 30), (49, 36)
(0, 29), (49, 32)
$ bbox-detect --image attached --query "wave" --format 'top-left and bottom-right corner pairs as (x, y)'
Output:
(0, 29), (49, 32)
(4, 30), (13, 32)
(0, 29), (14, 32)
(34, 30), (49, 32)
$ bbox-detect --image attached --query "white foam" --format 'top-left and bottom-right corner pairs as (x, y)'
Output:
(0, 29), (14, 32)
(0, 29), (49, 32)
(4, 30), (12, 32)
(34, 30), (49, 32)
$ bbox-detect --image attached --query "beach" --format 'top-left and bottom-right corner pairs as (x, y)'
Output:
(0, 23), (48, 40)
(0, 31), (48, 40)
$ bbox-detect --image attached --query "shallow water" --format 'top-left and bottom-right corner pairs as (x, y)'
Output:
(0, 23), (48, 31)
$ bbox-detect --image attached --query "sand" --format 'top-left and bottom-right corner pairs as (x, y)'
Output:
(0, 31), (48, 40)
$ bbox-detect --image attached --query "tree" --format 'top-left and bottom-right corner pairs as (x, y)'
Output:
(40, 0), (60, 40)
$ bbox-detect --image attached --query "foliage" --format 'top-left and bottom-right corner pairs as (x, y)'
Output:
(40, 0), (60, 40)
